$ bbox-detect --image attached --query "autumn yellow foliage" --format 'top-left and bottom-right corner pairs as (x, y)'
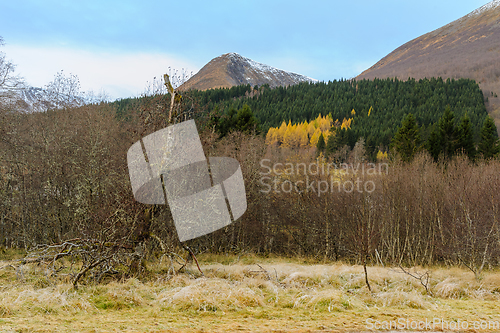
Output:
(376, 150), (388, 161)
(265, 112), (359, 149)
(266, 114), (335, 148)
(340, 117), (352, 130)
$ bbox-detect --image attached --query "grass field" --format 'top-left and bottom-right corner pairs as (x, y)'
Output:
(0, 253), (499, 332)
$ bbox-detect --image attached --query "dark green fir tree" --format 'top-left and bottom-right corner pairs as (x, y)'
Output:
(316, 133), (326, 152)
(478, 116), (500, 159)
(438, 106), (458, 159)
(390, 113), (421, 162)
(457, 113), (476, 160)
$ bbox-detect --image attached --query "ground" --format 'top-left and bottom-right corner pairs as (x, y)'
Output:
(0, 253), (499, 332)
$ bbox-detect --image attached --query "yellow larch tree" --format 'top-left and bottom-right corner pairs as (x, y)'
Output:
(318, 115), (332, 132)
(298, 122), (309, 148)
(281, 121), (293, 148)
(310, 127), (323, 147)
(276, 121), (288, 144)
(376, 150), (388, 161)
(306, 121), (316, 138)
(341, 117), (352, 130)
(265, 127), (279, 145)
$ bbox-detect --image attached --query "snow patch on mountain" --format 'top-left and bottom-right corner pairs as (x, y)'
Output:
(225, 53), (318, 85)
(468, 0), (500, 17)
(3, 86), (86, 112)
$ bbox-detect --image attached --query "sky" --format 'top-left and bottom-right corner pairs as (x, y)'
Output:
(0, 0), (491, 100)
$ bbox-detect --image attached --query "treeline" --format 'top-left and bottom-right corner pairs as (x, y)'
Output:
(391, 108), (499, 162)
(264, 106), (498, 164)
(185, 77), (488, 154)
(115, 78), (489, 157)
(316, 106), (500, 163)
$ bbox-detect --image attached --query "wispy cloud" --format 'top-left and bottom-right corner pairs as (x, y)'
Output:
(3, 44), (197, 100)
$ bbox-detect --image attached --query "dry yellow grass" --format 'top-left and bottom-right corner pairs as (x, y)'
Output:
(0, 255), (499, 332)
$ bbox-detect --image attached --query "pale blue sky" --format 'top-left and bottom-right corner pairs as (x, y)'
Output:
(0, 0), (490, 99)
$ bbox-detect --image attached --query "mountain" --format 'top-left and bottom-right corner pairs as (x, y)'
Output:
(16, 87), (58, 112)
(179, 53), (317, 91)
(6, 87), (86, 112)
(357, 0), (500, 123)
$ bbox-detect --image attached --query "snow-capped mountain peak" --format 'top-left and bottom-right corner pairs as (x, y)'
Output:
(179, 53), (317, 91)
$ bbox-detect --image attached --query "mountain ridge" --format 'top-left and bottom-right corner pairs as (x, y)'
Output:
(7, 86), (86, 112)
(357, 0), (500, 124)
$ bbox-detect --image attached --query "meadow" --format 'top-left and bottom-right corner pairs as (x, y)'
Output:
(0, 253), (499, 332)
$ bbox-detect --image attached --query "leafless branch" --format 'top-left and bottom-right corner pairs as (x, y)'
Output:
(397, 264), (433, 296)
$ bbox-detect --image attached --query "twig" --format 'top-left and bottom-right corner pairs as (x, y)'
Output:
(73, 255), (112, 289)
(397, 264), (433, 296)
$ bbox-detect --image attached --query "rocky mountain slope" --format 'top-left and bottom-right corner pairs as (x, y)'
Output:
(179, 53), (317, 91)
(3, 86), (86, 112)
(357, 0), (500, 123)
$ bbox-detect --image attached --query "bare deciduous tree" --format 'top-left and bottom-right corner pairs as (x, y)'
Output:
(0, 37), (25, 102)
(44, 70), (85, 109)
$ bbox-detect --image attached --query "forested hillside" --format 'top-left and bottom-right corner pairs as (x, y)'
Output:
(117, 77), (488, 155)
